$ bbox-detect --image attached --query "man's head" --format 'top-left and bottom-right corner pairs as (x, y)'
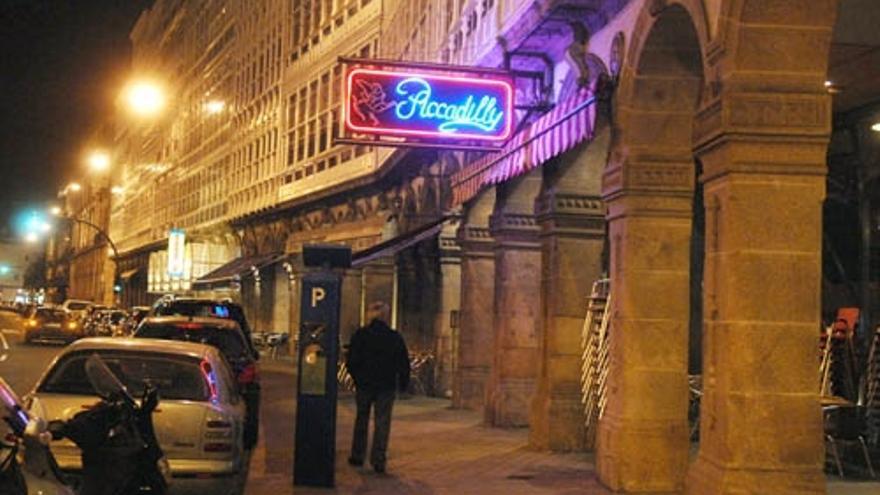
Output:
(366, 301), (391, 323)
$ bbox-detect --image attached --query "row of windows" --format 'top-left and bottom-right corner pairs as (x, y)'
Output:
(284, 39), (377, 185)
(290, 0), (373, 62)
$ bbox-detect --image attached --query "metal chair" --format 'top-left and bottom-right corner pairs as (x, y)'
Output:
(824, 404), (877, 479)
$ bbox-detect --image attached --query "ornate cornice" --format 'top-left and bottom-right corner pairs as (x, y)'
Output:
(489, 212), (540, 249)
(536, 192), (606, 238)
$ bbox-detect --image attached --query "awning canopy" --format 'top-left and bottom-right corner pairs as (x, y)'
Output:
(351, 218), (447, 267)
(119, 268), (140, 281)
(451, 88), (597, 206)
(193, 252), (285, 288)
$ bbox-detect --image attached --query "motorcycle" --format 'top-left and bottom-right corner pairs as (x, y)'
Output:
(0, 376), (73, 495)
(0, 354), (169, 495)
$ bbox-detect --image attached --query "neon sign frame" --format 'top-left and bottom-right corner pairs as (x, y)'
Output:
(344, 67), (514, 143)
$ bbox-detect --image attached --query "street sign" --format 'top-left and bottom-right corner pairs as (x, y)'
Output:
(293, 271), (341, 487)
(166, 229), (185, 277)
(344, 66), (513, 145)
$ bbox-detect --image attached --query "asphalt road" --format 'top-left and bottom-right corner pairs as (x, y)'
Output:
(0, 311), (292, 494)
(0, 310), (66, 394)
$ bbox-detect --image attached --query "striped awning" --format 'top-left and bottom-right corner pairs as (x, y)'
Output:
(451, 88), (597, 206)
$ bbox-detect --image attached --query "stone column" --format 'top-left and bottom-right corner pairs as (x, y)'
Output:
(529, 192), (605, 451)
(434, 219), (461, 398)
(454, 190), (497, 410)
(272, 263), (290, 333)
(687, 136), (828, 494)
(339, 268), (363, 344)
(361, 258), (396, 320)
(485, 171), (543, 427)
(597, 161), (694, 492)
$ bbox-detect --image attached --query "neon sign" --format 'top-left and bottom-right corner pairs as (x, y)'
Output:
(345, 68), (513, 142)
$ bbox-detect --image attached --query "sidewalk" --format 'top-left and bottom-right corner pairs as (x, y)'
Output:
(246, 362), (880, 495)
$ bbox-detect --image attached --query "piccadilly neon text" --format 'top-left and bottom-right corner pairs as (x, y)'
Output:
(345, 68), (513, 142)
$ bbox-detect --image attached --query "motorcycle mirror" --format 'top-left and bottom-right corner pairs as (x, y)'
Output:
(84, 354), (135, 406)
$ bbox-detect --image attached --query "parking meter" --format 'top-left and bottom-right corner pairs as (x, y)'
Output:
(294, 245), (349, 488)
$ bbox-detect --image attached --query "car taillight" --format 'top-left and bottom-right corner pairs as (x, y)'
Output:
(203, 442), (233, 452)
(204, 416), (234, 450)
(237, 363), (258, 385)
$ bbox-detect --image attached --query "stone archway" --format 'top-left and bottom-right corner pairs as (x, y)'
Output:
(598, 2), (709, 492)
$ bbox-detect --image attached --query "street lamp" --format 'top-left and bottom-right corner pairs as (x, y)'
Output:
(87, 150), (111, 172)
(24, 232), (39, 243)
(123, 80), (166, 117)
(68, 182), (82, 192)
(50, 206), (62, 216)
(205, 99), (226, 115)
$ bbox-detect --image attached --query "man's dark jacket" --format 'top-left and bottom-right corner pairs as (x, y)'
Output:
(346, 319), (410, 392)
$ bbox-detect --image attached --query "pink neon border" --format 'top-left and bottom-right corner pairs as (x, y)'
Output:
(344, 67), (514, 142)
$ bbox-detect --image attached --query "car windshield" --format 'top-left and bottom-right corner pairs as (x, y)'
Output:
(155, 301), (230, 318)
(34, 309), (65, 322)
(154, 301), (250, 333)
(67, 302), (89, 311)
(109, 312), (126, 323)
(137, 323), (248, 362)
(39, 350), (209, 401)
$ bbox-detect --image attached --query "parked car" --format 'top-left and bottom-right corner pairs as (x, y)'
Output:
(135, 316), (260, 449)
(125, 305), (151, 333)
(23, 307), (84, 344)
(28, 337), (247, 494)
(149, 297), (259, 359)
(60, 299), (93, 322)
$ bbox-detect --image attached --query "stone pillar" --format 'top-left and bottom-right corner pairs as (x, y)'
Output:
(687, 136), (827, 494)
(288, 271), (301, 358)
(486, 171), (542, 427)
(597, 162), (693, 492)
(454, 190), (497, 410)
(529, 192), (605, 451)
(272, 263), (290, 333)
(339, 268), (363, 344)
(434, 219), (461, 398)
(361, 258), (395, 318)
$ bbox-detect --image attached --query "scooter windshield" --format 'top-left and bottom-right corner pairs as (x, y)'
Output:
(84, 354), (135, 405)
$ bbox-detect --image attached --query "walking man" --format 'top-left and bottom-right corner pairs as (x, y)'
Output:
(346, 301), (410, 473)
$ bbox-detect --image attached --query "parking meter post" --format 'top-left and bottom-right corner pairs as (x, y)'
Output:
(293, 244), (350, 488)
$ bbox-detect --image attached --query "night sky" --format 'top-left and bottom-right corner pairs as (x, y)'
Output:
(0, 0), (152, 236)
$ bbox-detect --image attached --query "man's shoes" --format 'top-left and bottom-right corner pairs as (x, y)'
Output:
(348, 457), (363, 467)
(373, 463), (385, 474)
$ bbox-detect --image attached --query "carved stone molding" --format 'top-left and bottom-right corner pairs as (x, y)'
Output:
(457, 226), (494, 256)
(695, 92), (832, 152)
(536, 192), (606, 238)
(602, 160), (694, 201)
(489, 212), (540, 249)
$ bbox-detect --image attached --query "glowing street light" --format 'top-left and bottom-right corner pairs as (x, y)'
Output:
(24, 232), (38, 243)
(68, 182), (82, 192)
(111, 186), (124, 195)
(872, 122), (880, 133)
(87, 150), (111, 172)
(123, 80), (166, 117)
(50, 206), (62, 216)
(205, 99), (226, 115)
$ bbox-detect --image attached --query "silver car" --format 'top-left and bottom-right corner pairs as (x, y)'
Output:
(28, 338), (248, 495)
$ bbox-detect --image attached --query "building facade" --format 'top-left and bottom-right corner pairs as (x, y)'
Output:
(94, 1), (880, 493)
